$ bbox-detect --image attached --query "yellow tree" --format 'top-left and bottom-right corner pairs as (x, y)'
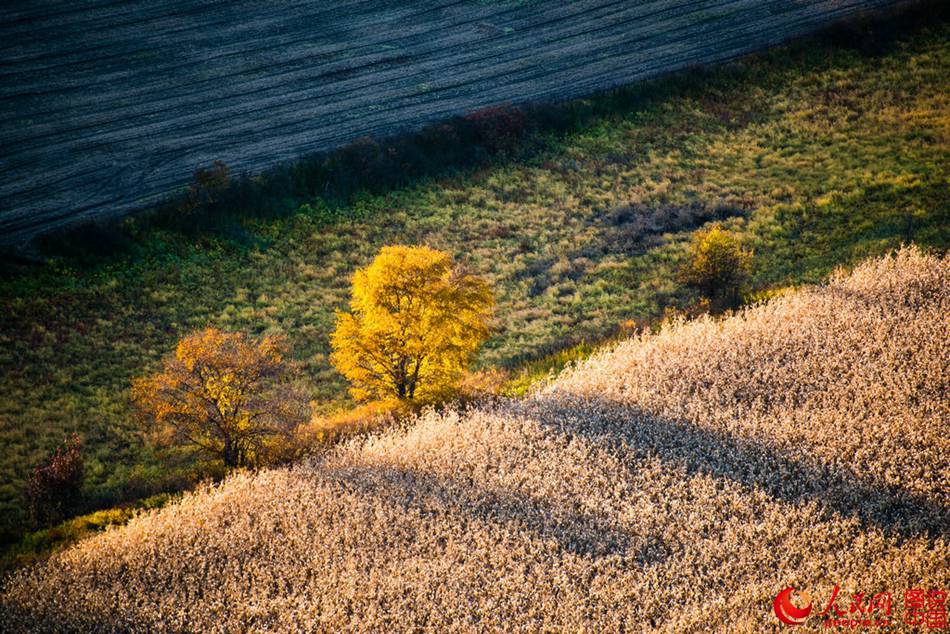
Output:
(132, 328), (305, 468)
(331, 245), (494, 402)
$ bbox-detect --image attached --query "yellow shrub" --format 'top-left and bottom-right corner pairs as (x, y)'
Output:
(680, 225), (753, 308)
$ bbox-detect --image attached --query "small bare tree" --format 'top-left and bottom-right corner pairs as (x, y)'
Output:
(26, 434), (84, 526)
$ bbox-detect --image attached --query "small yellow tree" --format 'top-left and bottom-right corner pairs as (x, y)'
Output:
(331, 245), (494, 402)
(680, 225), (753, 309)
(132, 328), (305, 468)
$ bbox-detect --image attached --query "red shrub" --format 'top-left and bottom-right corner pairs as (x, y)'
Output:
(26, 434), (84, 526)
(462, 104), (527, 153)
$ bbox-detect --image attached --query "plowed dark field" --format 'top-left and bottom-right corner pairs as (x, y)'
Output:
(0, 0), (897, 243)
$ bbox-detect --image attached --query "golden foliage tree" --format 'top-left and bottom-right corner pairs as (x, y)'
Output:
(331, 245), (494, 402)
(680, 225), (753, 309)
(132, 328), (305, 468)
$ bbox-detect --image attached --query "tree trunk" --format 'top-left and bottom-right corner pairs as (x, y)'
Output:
(222, 437), (238, 468)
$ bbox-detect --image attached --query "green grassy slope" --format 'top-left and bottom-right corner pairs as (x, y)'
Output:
(1, 17), (947, 543)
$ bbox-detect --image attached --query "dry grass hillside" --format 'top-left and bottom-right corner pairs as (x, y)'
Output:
(1, 247), (947, 632)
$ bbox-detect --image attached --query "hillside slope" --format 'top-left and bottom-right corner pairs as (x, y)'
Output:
(0, 0), (901, 243)
(2, 247), (947, 631)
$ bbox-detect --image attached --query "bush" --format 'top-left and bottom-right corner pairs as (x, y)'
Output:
(324, 137), (398, 196)
(299, 400), (404, 446)
(26, 435), (84, 527)
(462, 104), (528, 154)
(178, 160), (231, 215)
(679, 225), (753, 309)
(34, 219), (133, 264)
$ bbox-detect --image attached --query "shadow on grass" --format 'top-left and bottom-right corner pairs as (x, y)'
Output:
(519, 393), (948, 542)
(319, 381), (945, 571)
(322, 461), (640, 561)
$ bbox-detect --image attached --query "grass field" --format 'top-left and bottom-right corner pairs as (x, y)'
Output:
(1, 13), (948, 545)
(2, 248), (946, 631)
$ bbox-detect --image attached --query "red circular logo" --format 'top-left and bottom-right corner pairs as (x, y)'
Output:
(774, 587), (812, 626)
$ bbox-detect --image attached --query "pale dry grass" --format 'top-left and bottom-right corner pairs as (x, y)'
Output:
(2, 247), (947, 632)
